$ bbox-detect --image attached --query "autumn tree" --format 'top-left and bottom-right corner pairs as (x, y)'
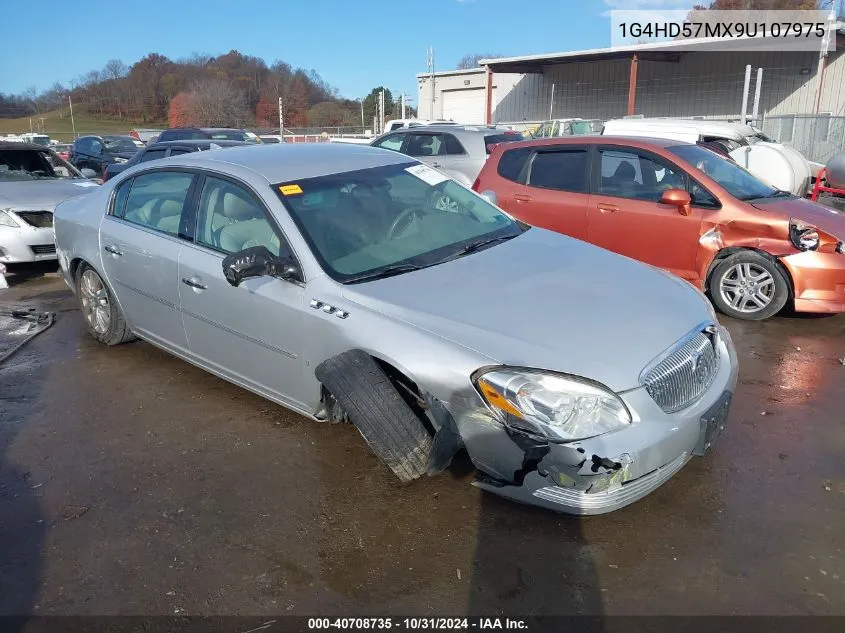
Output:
(168, 92), (195, 127)
(307, 101), (349, 127)
(188, 77), (251, 127)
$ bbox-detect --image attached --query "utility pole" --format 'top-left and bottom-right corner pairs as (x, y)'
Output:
(401, 94), (406, 119)
(427, 47), (435, 119)
(278, 96), (285, 142)
(358, 98), (364, 133)
(379, 89), (385, 135)
(69, 95), (76, 138)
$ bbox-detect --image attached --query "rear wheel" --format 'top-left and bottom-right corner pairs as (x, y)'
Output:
(76, 264), (136, 345)
(708, 251), (789, 321)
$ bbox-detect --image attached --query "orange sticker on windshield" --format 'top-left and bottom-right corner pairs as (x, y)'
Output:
(279, 184), (303, 195)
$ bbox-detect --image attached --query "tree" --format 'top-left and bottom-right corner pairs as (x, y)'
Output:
(188, 77), (251, 127)
(362, 86), (393, 128)
(168, 92), (195, 127)
(456, 53), (500, 69)
(690, 0), (832, 11)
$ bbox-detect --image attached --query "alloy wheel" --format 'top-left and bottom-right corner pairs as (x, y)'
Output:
(718, 262), (775, 313)
(79, 269), (111, 334)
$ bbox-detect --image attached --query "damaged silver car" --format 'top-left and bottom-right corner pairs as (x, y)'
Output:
(54, 143), (738, 515)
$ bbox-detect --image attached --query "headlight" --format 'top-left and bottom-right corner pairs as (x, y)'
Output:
(115, 157), (128, 164)
(836, 241), (844, 254)
(0, 209), (20, 227)
(474, 368), (632, 441)
(789, 219), (819, 251)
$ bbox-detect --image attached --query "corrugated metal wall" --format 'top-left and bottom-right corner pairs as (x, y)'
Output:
(484, 49), (845, 123)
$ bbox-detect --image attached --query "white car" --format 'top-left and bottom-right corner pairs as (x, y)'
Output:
(0, 141), (98, 264)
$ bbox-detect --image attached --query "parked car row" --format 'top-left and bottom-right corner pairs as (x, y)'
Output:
(9, 121), (843, 515)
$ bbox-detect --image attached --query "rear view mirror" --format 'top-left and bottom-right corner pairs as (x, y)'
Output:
(660, 188), (692, 216)
(222, 246), (302, 287)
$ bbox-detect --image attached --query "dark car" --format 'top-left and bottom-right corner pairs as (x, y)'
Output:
(156, 127), (262, 144)
(69, 135), (140, 177)
(101, 139), (249, 182)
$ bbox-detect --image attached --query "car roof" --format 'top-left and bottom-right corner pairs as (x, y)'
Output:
(494, 135), (693, 151)
(147, 139), (247, 149)
(390, 124), (516, 135)
(0, 141), (56, 151)
(153, 142), (416, 182)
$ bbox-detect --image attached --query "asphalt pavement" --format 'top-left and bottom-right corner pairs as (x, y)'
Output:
(0, 263), (843, 617)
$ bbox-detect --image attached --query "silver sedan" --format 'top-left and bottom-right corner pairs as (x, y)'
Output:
(1, 142), (99, 264)
(54, 143), (738, 514)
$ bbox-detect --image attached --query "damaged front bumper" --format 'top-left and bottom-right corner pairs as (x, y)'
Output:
(451, 327), (739, 515)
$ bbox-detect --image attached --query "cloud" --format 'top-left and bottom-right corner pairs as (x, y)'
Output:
(601, 0), (691, 18)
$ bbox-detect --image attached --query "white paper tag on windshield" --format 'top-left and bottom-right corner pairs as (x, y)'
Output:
(405, 163), (449, 186)
(74, 181), (99, 187)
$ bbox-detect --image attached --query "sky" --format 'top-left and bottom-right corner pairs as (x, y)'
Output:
(0, 0), (696, 104)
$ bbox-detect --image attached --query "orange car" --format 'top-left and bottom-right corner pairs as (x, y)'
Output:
(474, 136), (845, 320)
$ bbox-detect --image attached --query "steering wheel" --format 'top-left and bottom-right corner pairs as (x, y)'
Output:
(430, 188), (461, 213)
(387, 207), (421, 240)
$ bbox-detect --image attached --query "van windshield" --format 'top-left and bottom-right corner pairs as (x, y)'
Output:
(668, 144), (781, 201)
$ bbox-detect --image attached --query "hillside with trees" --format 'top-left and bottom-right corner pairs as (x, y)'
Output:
(0, 50), (413, 131)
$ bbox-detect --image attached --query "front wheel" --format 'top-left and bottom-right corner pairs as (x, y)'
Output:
(708, 251), (789, 321)
(76, 264), (136, 345)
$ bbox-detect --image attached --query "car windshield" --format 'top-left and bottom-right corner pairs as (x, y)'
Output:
(668, 144), (780, 201)
(103, 137), (138, 152)
(276, 162), (525, 283)
(0, 148), (82, 181)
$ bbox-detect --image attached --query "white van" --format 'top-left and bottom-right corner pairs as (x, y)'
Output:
(602, 118), (815, 197)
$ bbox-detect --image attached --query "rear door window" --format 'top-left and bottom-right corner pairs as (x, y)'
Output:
(122, 171), (194, 236)
(527, 149), (589, 193)
(442, 134), (465, 155)
(496, 147), (532, 183)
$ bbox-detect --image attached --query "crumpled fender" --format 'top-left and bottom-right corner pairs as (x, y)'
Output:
(695, 217), (800, 285)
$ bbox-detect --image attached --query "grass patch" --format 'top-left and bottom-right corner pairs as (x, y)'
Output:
(0, 109), (165, 142)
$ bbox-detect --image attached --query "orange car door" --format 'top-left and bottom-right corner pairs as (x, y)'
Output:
(588, 145), (703, 283)
(503, 146), (591, 240)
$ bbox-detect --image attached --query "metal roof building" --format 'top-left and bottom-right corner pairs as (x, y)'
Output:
(417, 24), (845, 127)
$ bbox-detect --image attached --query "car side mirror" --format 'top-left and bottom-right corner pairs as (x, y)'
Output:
(660, 188), (692, 216)
(81, 168), (97, 179)
(222, 246), (302, 287)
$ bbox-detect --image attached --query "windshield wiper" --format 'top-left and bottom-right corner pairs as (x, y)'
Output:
(344, 263), (426, 284)
(741, 188), (793, 201)
(438, 234), (519, 263)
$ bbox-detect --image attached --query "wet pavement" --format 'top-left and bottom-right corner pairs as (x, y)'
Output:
(0, 263), (843, 617)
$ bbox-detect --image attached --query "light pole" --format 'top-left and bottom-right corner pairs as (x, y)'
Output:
(358, 98), (364, 133)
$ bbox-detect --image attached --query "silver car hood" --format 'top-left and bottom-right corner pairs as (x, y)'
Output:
(341, 228), (713, 392)
(0, 179), (99, 209)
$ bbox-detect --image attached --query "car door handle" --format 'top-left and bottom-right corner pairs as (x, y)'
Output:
(181, 277), (207, 290)
(103, 245), (123, 256)
(514, 194), (533, 203)
(597, 204), (619, 214)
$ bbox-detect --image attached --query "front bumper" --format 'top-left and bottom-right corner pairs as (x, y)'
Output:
(781, 250), (845, 313)
(453, 326), (739, 515)
(0, 224), (57, 263)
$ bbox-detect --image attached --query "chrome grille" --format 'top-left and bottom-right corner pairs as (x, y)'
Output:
(641, 326), (720, 413)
